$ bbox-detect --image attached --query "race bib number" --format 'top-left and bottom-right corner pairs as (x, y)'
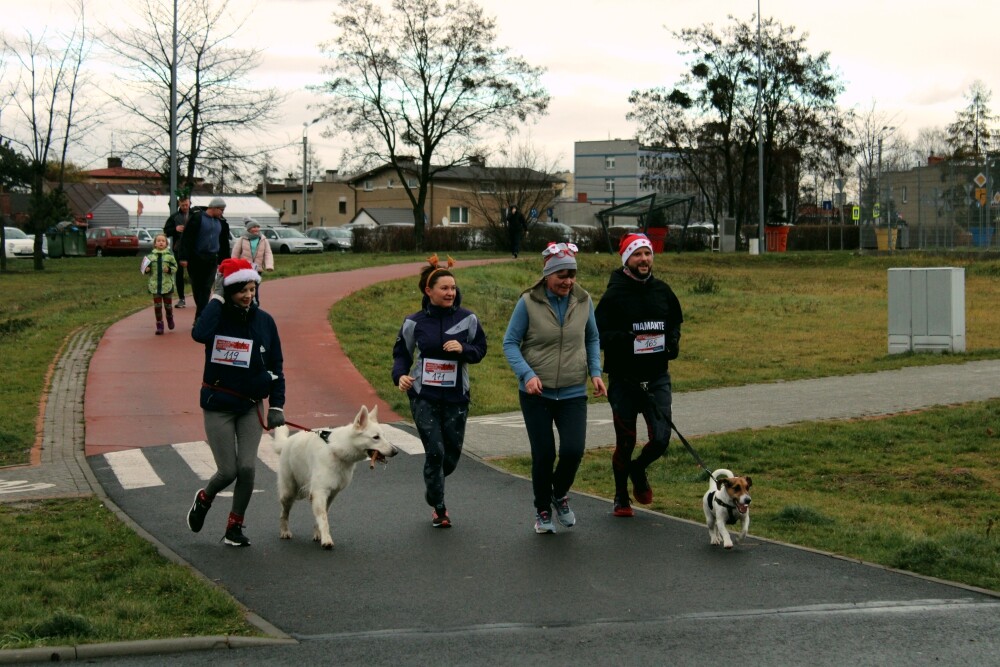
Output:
(211, 335), (253, 368)
(422, 357), (458, 387)
(634, 333), (665, 355)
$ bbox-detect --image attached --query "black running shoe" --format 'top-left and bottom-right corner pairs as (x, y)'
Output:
(187, 489), (211, 533)
(630, 465), (653, 505)
(432, 505), (451, 528)
(223, 523), (251, 547)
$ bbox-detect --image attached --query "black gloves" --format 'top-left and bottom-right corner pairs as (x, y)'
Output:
(666, 330), (681, 360)
(266, 407), (285, 429)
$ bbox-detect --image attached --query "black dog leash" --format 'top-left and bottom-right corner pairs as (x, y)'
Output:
(669, 419), (720, 484)
(636, 380), (719, 484)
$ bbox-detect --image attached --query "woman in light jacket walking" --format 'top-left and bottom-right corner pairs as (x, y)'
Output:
(231, 218), (274, 304)
(503, 242), (606, 535)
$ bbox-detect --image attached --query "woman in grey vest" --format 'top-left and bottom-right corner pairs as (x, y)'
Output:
(502, 242), (606, 534)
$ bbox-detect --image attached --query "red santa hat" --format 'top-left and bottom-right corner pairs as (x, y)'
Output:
(218, 258), (261, 286)
(619, 233), (653, 266)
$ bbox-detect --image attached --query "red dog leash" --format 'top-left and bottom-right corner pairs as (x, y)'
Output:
(202, 382), (311, 432)
(254, 402), (312, 432)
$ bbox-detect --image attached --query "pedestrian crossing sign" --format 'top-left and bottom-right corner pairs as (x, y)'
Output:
(852, 205), (860, 221)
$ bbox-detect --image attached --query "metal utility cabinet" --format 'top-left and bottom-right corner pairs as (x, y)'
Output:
(887, 267), (965, 354)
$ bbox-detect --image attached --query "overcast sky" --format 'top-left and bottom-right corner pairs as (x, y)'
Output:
(5, 0), (998, 175)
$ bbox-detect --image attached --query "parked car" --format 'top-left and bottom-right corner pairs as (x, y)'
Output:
(86, 227), (140, 257)
(135, 227), (163, 254)
(531, 221), (577, 244)
(4, 226), (47, 259)
(306, 227), (353, 252)
(259, 226), (324, 254)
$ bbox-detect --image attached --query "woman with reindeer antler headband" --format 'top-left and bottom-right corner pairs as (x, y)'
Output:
(392, 255), (488, 529)
(502, 242), (606, 535)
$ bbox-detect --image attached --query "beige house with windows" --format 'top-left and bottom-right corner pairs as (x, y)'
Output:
(258, 157), (562, 230)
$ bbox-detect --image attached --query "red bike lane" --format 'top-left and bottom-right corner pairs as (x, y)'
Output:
(84, 260), (501, 457)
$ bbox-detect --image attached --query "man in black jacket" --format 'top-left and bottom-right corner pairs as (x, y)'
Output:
(163, 193), (191, 308)
(178, 197), (231, 322)
(505, 204), (525, 259)
(595, 233), (683, 517)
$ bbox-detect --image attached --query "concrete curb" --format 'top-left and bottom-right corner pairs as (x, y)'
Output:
(0, 328), (296, 663)
(0, 635), (297, 664)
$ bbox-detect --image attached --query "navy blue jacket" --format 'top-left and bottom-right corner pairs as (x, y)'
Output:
(391, 291), (487, 404)
(192, 298), (285, 413)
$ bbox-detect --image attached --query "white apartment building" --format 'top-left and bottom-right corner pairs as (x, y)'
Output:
(573, 139), (694, 205)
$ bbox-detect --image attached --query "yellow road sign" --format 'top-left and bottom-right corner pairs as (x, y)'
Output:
(852, 205), (860, 221)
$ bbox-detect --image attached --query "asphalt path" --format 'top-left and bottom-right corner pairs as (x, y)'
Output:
(76, 265), (1000, 666)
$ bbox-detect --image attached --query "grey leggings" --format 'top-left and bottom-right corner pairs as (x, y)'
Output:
(203, 408), (263, 518)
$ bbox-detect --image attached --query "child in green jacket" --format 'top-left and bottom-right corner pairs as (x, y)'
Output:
(142, 233), (179, 335)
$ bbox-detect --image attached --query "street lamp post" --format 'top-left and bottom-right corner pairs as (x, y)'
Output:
(168, 0), (178, 215)
(877, 125), (895, 252)
(302, 118), (320, 233)
(756, 0), (765, 253)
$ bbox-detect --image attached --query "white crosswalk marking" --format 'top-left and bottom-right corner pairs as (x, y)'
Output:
(105, 449), (163, 490)
(101, 433), (416, 491)
(0, 480), (56, 494)
(257, 434), (280, 472)
(171, 441), (215, 480)
(383, 425), (424, 455)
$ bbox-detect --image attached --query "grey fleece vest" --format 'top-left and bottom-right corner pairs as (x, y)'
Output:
(520, 282), (591, 389)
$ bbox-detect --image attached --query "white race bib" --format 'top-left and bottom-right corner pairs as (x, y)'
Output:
(633, 333), (665, 355)
(422, 357), (458, 387)
(211, 335), (253, 368)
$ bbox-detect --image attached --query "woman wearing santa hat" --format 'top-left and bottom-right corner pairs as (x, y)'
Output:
(186, 257), (286, 547)
(502, 242), (606, 535)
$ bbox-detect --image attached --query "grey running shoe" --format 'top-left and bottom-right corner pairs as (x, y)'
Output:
(534, 510), (556, 534)
(552, 494), (576, 527)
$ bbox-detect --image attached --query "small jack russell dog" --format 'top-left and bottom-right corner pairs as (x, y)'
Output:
(702, 468), (752, 549)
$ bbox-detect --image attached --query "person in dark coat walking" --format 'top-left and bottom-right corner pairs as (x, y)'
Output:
(506, 205), (526, 258)
(178, 197), (231, 322)
(595, 233), (684, 518)
(186, 258), (285, 547)
(163, 192), (191, 308)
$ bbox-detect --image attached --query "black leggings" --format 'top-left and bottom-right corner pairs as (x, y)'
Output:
(608, 374), (672, 495)
(410, 397), (468, 508)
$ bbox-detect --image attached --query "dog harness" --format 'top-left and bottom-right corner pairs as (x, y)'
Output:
(708, 493), (741, 525)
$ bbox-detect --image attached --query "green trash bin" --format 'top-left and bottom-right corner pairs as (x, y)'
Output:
(56, 221), (87, 257)
(46, 229), (65, 258)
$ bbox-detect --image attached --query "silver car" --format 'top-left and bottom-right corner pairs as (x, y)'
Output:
(306, 227), (353, 252)
(259, 226), (324, 254)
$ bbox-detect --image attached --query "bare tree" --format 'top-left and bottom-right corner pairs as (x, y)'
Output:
(458, 139), (563, 243)
(101, 0), (285, 188)
(851, 103), (909, 221)
(911, 126), (950, 164)
(628, 15), (850, 238)
(315, 0), (549, 248)
(1, 0), (95, 269)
